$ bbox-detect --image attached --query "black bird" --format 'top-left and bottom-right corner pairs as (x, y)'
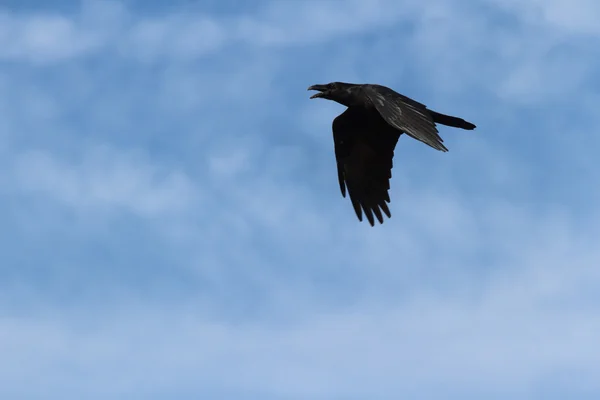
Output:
(308, 82), (476, 226)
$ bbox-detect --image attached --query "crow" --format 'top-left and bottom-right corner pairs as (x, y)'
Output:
(308, 82), (476, 226)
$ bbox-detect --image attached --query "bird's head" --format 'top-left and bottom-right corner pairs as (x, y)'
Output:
(307, 82), (359, 106)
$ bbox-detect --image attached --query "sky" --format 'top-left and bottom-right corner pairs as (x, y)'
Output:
(1, 0), (599, 398)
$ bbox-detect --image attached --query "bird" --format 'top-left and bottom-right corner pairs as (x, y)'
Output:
(308, 81), (476, 226)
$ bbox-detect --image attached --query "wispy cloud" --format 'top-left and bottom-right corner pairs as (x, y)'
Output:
(12, 146), (197, 217)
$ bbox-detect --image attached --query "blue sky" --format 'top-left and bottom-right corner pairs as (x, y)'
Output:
(1, 0), (600, 398)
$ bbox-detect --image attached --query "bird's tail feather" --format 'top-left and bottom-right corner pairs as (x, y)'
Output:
(430, 111), (476, 130)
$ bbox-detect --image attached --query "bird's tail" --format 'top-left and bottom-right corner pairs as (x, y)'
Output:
(429, 111), (476, 130)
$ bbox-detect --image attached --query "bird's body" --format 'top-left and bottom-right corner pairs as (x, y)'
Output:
(308, 82), (476, 226)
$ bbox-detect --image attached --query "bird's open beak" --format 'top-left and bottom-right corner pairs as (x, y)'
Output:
(308, 84), (328, 99)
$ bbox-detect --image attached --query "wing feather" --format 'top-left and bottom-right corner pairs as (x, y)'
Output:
(362, 84), (448, 152)
(332, 107), (401, 226)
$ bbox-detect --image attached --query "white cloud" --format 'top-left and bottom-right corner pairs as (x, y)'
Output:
(11, 146), (198, 218)
(1, 215), (599, 398)
(488, 0), (600, 36)
(2, 0), (597, 108)
(0, 12), (101, 63)
(1, 0), (413, 63)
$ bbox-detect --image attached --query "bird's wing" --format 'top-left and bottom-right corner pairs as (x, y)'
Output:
(362, 84), (448, 152)
(332, 107), (401, 226)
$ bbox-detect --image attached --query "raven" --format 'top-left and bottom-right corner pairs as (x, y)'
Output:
(308, 82), (476, 226)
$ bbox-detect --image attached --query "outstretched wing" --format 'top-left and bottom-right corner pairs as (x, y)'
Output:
(362, 84), (448, 152)
(332, 107), (401, 226)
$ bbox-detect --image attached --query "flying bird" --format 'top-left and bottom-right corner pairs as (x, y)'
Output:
(308, 82), (476, 226)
